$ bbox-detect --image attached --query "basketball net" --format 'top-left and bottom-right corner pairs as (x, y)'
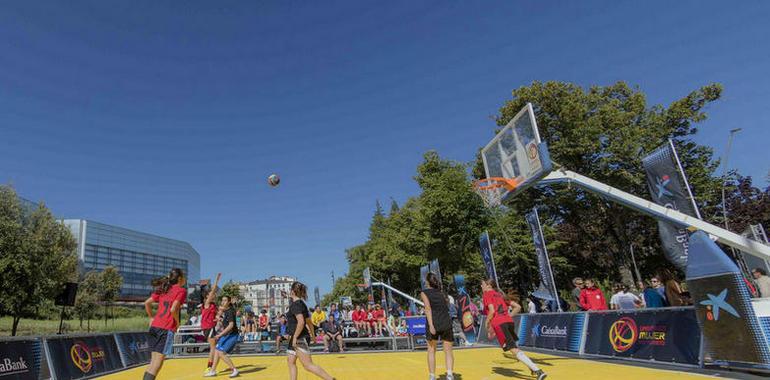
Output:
(473, 177), (520, 208)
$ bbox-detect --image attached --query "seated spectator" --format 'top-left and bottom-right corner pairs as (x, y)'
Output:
(579, 278), (608, 311)
(322, 314), (345, 353)
(257, 310), (270, 340)
(397, 305), (406, 317)
(274, 314), (291, 353)
(315, 328), (326, 344)
(373, 304), (386, 336)
(352, 304), (368, 336)
(397, 319), (408, 336)
(366, 304), (376, 336)
(753, 268), (770, 298)
(345, 306), (355, 322)
(329, 303), (341, 321)
(311, 305), (327, 329)
(610, 283), (641, 310)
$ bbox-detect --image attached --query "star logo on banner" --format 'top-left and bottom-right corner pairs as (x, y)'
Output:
(655, 175), (673, 199)
(700, 289), (740, 321)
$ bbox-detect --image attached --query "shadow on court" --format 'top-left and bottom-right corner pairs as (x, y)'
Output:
(491, 367), (531, 379)
(219, 365), (265, 375)
(438, 373), (463, 380)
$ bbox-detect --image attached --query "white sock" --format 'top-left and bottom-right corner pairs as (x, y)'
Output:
(516, 351), (539, 372)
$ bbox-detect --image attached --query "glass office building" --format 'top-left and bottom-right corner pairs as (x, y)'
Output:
(64, 219), (201, 301)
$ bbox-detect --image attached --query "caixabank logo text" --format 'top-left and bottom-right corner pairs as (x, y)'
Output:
(0, 356), (30, 377)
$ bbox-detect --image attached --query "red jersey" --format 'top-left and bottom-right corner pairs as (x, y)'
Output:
(482, 290), (513, 326)
(352, 310), (366, 322)
(201, 302), (217, 329)
(151, 284), (187, 331)
(258, 314), (269, 328)
(373, 309), (385, 320)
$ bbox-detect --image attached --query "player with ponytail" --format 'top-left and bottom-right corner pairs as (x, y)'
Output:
(143, 268), (187, 380)
(481, 278), (547, 380)
(285, 281), (335, 380)
(420, 272), (454, 380)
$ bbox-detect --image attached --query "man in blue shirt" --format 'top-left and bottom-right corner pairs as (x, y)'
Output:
(643, 278), (667, 308)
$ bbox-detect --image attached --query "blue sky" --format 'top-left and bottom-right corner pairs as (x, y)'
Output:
(2, 1), (769, 297)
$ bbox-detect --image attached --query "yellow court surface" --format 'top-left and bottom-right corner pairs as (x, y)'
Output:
(100, 347), (721, 380)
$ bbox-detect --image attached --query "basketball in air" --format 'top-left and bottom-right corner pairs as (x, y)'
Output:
(267, 174), (280, 187)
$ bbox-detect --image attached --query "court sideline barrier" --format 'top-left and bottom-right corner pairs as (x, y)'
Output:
(0, 331), (154, 380)
(518, 307), (702, 366)
(0, 337), (50, 380)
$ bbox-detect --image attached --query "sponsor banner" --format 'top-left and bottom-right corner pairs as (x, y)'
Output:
(519, 313), (586, 352)
(525, 209), (560, 308)
(405, 316), (426, 335)
(45, 335), (124, 380)
(642, 141), (700, 270)
(453, 275), (478, 343)
(687, 230), (770, 367)
(479, 232), (498, 286)
(583, 308), (701, 365)
(114, 332), (151, 367)
(0, 339), (45, 380)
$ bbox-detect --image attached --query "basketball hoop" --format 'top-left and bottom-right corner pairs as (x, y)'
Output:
(473, 177), (520, 208)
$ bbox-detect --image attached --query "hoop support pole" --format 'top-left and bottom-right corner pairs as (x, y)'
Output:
(540, 169), (770, 260)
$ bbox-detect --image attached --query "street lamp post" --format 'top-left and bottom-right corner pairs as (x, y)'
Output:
(721, 128), (742, 231)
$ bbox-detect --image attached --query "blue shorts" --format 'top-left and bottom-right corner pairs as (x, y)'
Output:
(216, 334), (239, 354)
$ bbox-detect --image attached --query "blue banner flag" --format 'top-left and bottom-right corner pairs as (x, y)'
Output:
(525, 208), (561, 310)
(642, 140), (701, 270)
(420, 259), (442, 290)
(479, 231), (499, 286)
(453, 275), (477, 343)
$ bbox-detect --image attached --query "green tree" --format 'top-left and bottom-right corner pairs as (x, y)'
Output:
(74, 271), (101, 331)
(221, 281), (244, 310)
(100, 266), (123, 326)
(720, 174), (769, 234)
(0, 186), (78, 335)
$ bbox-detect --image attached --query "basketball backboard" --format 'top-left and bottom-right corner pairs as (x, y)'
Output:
(480, 103), (552, 202)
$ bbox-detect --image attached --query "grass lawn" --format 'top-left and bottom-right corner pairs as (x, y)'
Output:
(0, 316), (149, 336)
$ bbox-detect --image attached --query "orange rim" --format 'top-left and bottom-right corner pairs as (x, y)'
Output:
(473, 177), (521, 191)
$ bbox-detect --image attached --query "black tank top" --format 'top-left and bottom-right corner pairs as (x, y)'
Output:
(423, 288), (451, 331)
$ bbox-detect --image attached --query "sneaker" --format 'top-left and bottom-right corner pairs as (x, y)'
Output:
(204, 370), (217, 377)
(229, 369), (239, 378)
(532, 369), (547, 380)
(446, 374), (454, 380)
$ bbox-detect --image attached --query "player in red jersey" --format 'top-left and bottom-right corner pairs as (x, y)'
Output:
(481, 278), (547, 380)
(143, 268), (187, 380)
(201, 273), (221, 373)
